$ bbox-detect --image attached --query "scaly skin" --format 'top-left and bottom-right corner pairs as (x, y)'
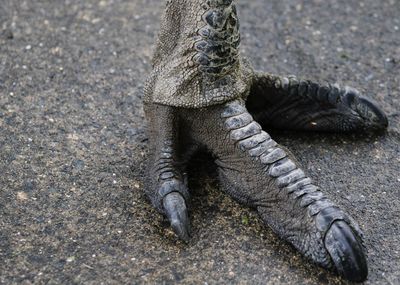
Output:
(142, 0), (388, 282)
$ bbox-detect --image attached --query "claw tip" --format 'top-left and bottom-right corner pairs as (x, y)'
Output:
(163, 192), (191, 243)
(325, 221), (368, 282)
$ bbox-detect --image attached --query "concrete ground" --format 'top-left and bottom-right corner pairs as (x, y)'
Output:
(0, 0), (399, 284)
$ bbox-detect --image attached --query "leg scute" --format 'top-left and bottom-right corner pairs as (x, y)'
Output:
(247, 137), (276, 157)
(286, 178), (312, 193)
(224, 112), (253, 130)
(276, 169), (305, 188)
(260, 147), (286, 164)
(238, 132), (270, 151)
(291, 184), (318, 199)
(191, 100), (369, 281)
(229, 121), (262, 141)
(221, 100), (247, 118)
(268, 157), (297, 177)
(299, 191), (325, 208)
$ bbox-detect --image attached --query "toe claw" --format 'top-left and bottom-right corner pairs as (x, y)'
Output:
(324, 221), (368, 282)
(163, 192), (191, 242)
(358, 96), (388, 130)
(344, 90), (388, 130)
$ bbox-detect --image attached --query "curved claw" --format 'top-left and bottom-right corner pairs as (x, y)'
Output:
(343, 89), (388, 131)
(358, 96), (389, 130)
(163, 192), (191, 243)
(324, 221), (368, 282)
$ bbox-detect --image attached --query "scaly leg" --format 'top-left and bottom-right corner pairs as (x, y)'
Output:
(144, 103), (191, 242)
(246, 72), (388, 132)
(180, 99), (368, 282)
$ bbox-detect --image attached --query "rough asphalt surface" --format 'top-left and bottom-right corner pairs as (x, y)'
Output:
(1, 0), (399, 284)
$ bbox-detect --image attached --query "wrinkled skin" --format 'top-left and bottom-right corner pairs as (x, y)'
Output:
(142, 0), (388, 282)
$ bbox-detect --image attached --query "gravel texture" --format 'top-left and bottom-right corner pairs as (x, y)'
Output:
(0, 0), (399, 284)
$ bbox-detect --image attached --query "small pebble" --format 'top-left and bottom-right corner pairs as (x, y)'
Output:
(17, 192), (28, 201)
(66, 256), (75, 262)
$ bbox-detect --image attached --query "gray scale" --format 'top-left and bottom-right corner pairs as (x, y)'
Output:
(276, 169), (306, 188)
(299, 192), (325, 208)
(248, 139), (277, 157)
(260, 148), (286, 164)
(195, 1), (240, 76)
(292, 185), (319, 199)
(238, 132), (270, 151)
(285, 177), (312, 193)
(229, 121), (261, 141)
(224, 113), (253, 130)
(315, 207), (347, 232)
(269, 158), (297, 177)
(308, 199), (335, 216)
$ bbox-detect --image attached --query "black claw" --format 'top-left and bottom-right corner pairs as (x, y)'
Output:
(358, 96), (389, 129)
(324, 221), (368, 282)
(163, 192), (191, 242)
(344, 91), (388, 130)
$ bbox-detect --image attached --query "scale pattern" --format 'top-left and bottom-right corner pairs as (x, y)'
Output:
(142, 0), (389, 282)
(144, 0), (253, 108)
